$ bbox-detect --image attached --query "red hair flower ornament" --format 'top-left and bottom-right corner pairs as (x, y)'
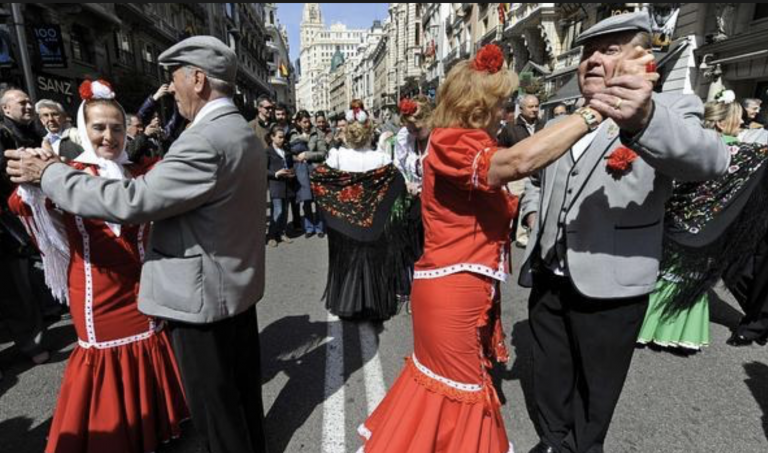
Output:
(399, 99), (418, 117)
(79, 79), (115, 102)
(472, 44), (505, 74)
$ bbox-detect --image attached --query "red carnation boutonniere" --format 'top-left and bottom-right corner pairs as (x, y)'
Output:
(399, 98), (418, 117)
(605, 146), (638, 179)
(472, 44), (505, 74)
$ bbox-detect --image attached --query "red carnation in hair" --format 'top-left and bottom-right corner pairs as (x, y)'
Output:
(472, 44), (505, 74)
(79, 80), (93, 102)
(399, 98), (418, 117)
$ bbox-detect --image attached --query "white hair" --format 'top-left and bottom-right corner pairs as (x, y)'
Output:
(35, 99), (65, 114)
(183, 66), (235, 97)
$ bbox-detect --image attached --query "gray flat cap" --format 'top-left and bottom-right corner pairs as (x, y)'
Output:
(575, 11), (652, 46)
(158, 36), (238, 84)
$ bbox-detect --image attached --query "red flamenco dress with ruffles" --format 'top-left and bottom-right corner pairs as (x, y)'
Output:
(8, 159), (189, 453)
(358, 128), (519, 453)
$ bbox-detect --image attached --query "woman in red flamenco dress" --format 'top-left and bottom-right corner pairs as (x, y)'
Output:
(8, 80), (188, 453)
(357, 45), (609, 453)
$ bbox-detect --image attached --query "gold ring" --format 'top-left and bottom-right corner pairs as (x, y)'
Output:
(614, 98), (624, 110)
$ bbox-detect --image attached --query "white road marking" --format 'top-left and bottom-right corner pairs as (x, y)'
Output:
(359, 322), (387, 413)
(322, 314), (346, 453)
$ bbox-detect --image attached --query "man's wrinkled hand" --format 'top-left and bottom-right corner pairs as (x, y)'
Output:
(4, 148), (60, 185)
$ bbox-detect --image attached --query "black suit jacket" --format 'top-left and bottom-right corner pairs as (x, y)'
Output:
(498, 116), (545, 148)
(266, 146), (295, 199)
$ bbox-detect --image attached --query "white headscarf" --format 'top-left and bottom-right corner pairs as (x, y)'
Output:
(73, 81), (131, 236)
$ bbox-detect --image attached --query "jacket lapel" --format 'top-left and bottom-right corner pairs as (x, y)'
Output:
(566, 120), (620, 210)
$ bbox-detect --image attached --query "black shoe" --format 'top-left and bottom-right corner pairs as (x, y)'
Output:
(727, 331), (768, 347)
(529, 442), (557, 453)
(727, 332), (756, 347)
(305, 232), (315, 239)
(317, 232), (326, 239)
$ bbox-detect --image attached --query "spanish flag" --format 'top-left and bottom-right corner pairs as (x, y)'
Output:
(279, 62), (290, 77)
(498, 3), (511, 24)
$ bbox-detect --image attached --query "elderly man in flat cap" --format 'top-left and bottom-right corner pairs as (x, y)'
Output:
(5, 36), (268, 453)
(518, 12), (731, 453)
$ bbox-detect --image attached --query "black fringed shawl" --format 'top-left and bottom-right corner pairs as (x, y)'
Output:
(660, 140), (768, 313)
(311, 164), (417, 321)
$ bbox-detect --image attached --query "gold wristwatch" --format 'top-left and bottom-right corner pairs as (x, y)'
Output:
(575, 107), (600, 132)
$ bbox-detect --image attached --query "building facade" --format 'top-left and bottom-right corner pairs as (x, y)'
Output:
(0, 3), (281, 120)
(297, 3), (369, 112)
(264, 3), (296, 109)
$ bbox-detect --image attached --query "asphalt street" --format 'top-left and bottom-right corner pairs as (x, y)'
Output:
(2, 235), (768, 453)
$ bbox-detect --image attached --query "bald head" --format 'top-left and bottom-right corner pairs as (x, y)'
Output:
(0, 89), (34, 125)
(519, 94), (540, 123)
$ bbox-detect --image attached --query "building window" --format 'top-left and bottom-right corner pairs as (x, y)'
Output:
(114, 31), (134, 66)
(756, 4), (768, 21)
(70, 25), (93, 64)
(142, 43), (156, 76)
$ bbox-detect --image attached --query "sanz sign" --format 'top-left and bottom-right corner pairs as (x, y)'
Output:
(33, 25), (67, 69)
(37, 74), (77, 112)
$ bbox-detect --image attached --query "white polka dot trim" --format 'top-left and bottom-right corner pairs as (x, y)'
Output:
(75, 216), (97, 345)
(137, 223), (147, 264)
(412, 354), (483, 392)
(78, 322), (164, 350)
(414, 263), (507, 283)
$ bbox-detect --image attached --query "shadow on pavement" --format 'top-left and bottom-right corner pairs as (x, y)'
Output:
(709, 289), (745, 331)
(498, 320), (540, 437)
(744, 361), (768, 442)
(261, 314), (382, 453)
(0, 324), (76, 399)
(0, 417), (51, 453)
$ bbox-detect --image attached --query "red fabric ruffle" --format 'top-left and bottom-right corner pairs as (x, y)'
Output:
(45, 329), (189, 453)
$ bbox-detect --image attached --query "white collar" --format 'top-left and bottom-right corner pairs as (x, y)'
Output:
(191, 98), (236, 127)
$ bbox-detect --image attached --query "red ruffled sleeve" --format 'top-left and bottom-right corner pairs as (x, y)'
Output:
(428, 128), (501, 192)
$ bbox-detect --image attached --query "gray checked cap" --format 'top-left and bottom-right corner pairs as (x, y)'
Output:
(158, 36), (238, 84)
(575, 11), (652, 46)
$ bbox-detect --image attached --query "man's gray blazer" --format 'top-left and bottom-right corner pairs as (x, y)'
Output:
(41, 104), (266, 324)
(519, 93), (731, 300)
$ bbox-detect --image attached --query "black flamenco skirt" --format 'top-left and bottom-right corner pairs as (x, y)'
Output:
(324, 229), (399, 321)
(324, 196), (423, 322)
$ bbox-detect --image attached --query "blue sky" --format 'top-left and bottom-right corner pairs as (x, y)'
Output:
(276, 3), (390, 64)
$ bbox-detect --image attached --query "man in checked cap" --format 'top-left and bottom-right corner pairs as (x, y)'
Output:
(519, 12), (730, 453)
(6, 35), (269, 453)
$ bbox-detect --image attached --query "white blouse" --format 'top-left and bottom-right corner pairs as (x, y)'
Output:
(326, 146), (392, 173)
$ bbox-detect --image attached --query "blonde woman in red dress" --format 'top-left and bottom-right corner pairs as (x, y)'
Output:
(8, 81), (188, 453)
(357, 45), (609, 453)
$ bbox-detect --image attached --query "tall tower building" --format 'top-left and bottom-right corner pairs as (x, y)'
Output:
(297, 3), (369, 112)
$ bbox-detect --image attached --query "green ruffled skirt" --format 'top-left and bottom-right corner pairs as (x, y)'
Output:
(637, 278), (710, 350)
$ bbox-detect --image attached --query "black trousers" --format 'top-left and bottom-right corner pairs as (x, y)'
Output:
(528, 271), (648, 453)
(0, 257), (46, 356)
(734, 245), (768, 339)
(169, 305), (268, 453)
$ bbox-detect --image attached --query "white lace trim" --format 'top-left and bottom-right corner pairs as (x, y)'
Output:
(412, 354), (483, 392)
(357, 423), (514, 453)
(78, 322), (163, 350)
(75, 216), (157, 348)
(358, 424), (372, 440)
(75, 216), (97, 345)
(471, 147), (491, 189)
(414, 263), (507, 283)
